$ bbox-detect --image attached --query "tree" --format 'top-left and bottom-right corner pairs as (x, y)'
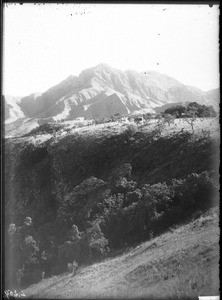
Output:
(108, 163), (135, 194)
(85, 221), (109, 259)
(163, 113), (176, 126)
(165, 105), (187, 117)
(186, 102), (217, 118)
(7, 217), (41, 289)
(8, 223), (17, 237)
(109, 163), (132, 184)
(134, 116), (144, 125)
(125, 123), (138, 136)
(99, 194), (125, 248)
(143, 113), (153, 122)
(125, 189), (142, 206)
(58, 177), (109, 228)
(40, 239), (58, 277)
(110, 113), (123, 122)
(20, 235), (39, 264)
(67, 224), (81, 241)
(155, 114), (164, 126)
(184, 111), (196, 131)
(164, 103), (217, 118)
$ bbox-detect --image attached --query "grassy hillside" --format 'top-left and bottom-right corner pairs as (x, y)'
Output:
(5, 118), (219, 227)
(23, 208), (219, 299)
(4, 117), (220, 293)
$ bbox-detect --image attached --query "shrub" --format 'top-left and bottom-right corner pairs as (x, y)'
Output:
(67, 260), (78, 274)
(124, 189), (142, 206)
(86, 222), (109, 259)
(8, 223), (17, 236)
(58, 177), (108, 227)
(162, 113), (176, 126)
(21, 257), (42, 287)
(184, 112), (197, 131)
(108, 163), (133, 191)
(24, 123), (62, 136)
(125, 124), (138, 136)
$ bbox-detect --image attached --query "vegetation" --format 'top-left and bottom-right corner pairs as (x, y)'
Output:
(4, 118), (219, 289)
(23, 208), (219, 299)
(24, 123), (63, 136)
(164, 102), (217, 118)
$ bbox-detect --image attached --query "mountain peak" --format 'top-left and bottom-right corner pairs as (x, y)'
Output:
(94, 63), (113, 70)
(79, 63), (114, 77)
(4, 64), (219, 124)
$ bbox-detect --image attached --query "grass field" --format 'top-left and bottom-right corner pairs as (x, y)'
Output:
(6, 117), (220, 146)
(23, 208), (219, 299)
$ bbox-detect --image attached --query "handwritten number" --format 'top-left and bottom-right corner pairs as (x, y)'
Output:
(4, 290), (10, 299)
(3, 290), (26, 299)
(20, 290), (26, 297)
(14, 290), (19, 297)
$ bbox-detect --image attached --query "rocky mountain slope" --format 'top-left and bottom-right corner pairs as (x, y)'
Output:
(206, 88), (220, 107)
(3, 95), (25, 124)
(4, 64), (219, 124)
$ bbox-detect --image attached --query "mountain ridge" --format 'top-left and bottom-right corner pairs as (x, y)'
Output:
(4, 63), (219, 124)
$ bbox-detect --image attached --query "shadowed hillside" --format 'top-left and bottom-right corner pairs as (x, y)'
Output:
(4, 117), (220, 295)
(23, 208), (219, 299)
(5, 118), (219, 228)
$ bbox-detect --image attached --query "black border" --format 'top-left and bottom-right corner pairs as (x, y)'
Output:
(1, 1), (220, 300)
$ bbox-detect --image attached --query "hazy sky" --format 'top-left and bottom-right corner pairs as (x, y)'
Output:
(3, 3), (219, 97)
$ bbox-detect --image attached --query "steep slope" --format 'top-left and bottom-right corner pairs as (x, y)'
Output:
(4, 64), (219, 124)
(206, 88), (220, 108)
(18, 77), (81, 117)
(4, 118), (219, 297)
(3, 95), (24, 124)
(4, 118), (219, 228)
(23, 208), (219, 299)
(154, 101), (190, 113)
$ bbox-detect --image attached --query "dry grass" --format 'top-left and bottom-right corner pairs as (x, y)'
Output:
(7, 117), (219, 146)
(23, 208), (219, 299)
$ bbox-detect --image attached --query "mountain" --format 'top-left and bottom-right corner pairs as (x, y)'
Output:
(3, 95), (24, 124)
(4, 64), (219, 124)
(154, 101), (191, 113)
(206, 88), (220, 108)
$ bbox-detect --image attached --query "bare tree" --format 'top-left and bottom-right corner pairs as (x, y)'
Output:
(155, 114), (164, 126)
(184, 112), (197, 131)
(163, 114), (176, 127)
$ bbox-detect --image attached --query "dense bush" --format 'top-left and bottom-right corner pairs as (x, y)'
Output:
(97, 171), (218, 248)
(164, 102), (217, 118)
(187, 102), (216, 117)
(6, 217), (41, 289)
(164, 105), (187, 117)
(58, 176), (109, 228)
(6, 166), (218, 289)
(5, 121), (219, 289)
